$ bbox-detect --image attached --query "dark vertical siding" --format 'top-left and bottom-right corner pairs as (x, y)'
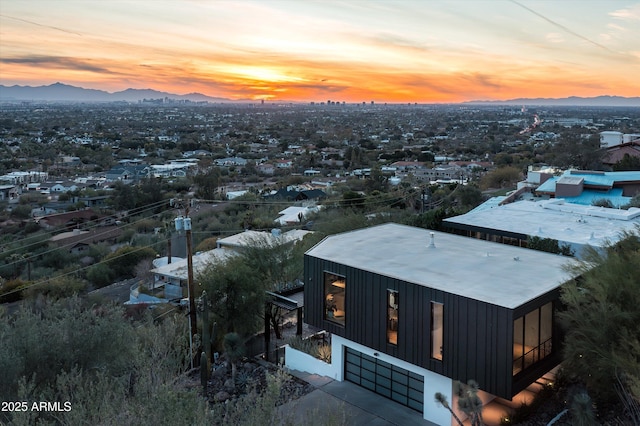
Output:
(476, 303), (487, 386)
(304, 253), (558, 399)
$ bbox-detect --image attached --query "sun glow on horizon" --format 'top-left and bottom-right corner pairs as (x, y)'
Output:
(1, 1), (639, 102)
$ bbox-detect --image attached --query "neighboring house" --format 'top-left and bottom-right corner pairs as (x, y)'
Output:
(0, 185), (19, 201)
(59, 156), (81, 166)
(78, 195), (111, 208)
(149, 249), (232, 299)
(49, 226), (122, 254)
(517, 167), (555, 191)
(149, 229), (312, 299)
(265, 187), (326, 202)
(442, 198), (640, 259)
(183, 149), (212, 158)
(148, 162), (195, 178)
(598, 131), (640, 148)
(274, 206), (320, 225)
(49, 181), (81, 193)
(601, 140), (640, 166)
(214, 156), (248, 167)
(257, 163), (275, 175)
(36, 209), (103, 229)
(216, 229), (312, 251)
(275, 159), (293, 169)
(295, 223), (576, 425)
(0, 171), (49, 186)
(535, 170), (640, 207)
(104, 165), (149, 183)
(390, 161), (428, 172)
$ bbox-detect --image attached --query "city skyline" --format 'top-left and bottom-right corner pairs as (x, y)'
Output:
(1, 1), (639, 103)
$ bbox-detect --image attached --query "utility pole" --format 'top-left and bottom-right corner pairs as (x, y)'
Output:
(185, 206), (197, 364)
(175, 202), (198, 368)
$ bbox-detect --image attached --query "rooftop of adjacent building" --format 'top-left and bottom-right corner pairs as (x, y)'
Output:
(445, 198), (640, 250)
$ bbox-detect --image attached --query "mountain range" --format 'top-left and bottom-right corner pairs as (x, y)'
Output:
(0, 82), (639, 106)
(0, 83), (233, 103)
(466, 95), (640, 107)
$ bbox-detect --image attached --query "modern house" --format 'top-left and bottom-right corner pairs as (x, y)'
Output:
(442, 198), (640, 259)
(296, 223), (576, 425)
(534, 170), (640, 208)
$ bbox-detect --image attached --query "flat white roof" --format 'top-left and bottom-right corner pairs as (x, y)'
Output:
(275, 206), (320, 225)
(151, 249), (231, 280)
(444, 198), (640, 250)
(306, 223), (575, 309)
(217, 229), (313, 248)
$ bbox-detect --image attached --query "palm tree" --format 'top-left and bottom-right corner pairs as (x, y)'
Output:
(434, 392), (464, 426)
(223, 332), (245, 384)
(456, 380), (484, 426)
(435, 380), (484, 426)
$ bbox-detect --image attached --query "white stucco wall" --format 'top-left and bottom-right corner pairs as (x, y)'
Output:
(284, 345), (337, 379)
(331, 335), (454, 426)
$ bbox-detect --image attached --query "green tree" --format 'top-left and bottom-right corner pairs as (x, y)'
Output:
(341, 191), (366, 208)
(111, 181), (137, 210)
(452, 184), (483, 211)
(193, 168), (221, 200)
(23, 275), (87, 300)
(9, 204), (32, 220)
(527, 236), (574, 256)
(479, 166), (522, 190)
(199, 255), (267, 336)
(86, 262), (116, 288)
(238, 233), (312, 291)
(613, 153), (640, 171)
(235, 232), (317, 338)
(435, 380), (484, 426)
(103, 246), (157, 279)
(559, 230), (640, 405)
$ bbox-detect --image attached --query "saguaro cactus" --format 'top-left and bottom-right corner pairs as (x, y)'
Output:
(201, 291), (211, 369)
(200, 351), (208, 393)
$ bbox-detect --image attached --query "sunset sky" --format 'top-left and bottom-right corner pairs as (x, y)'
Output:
(1, 0), (639, 103)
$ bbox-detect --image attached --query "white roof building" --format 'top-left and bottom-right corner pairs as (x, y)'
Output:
(443, 198), (640, 258)
(307, 223), (572, 309)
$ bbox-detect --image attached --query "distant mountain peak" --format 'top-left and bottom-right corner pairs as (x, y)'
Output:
(466, 95), (640, 107)
(0, 83), (233, 103)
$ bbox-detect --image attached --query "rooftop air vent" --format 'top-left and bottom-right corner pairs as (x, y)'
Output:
(428, 232), (436, 248)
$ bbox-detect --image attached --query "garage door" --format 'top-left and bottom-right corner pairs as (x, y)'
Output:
(344, 347), (424, 413)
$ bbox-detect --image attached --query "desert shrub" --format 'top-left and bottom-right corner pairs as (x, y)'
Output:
(86, 263), (116, 288)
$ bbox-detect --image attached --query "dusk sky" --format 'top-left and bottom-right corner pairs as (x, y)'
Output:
(1, 1), (639, 103)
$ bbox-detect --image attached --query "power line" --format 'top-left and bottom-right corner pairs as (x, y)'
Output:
(2, 198), (169, 257)
(1, 184), (458, 296)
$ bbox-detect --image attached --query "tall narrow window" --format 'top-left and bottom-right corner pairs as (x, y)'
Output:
(387, 290), (399, 345)
(431, 302), (443, 360)
(324, 273), (345, 326)
(513, 302), (554, 375)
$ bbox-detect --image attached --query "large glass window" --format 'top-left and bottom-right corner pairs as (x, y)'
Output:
(431, 302), (443, 360)
(324, 273), (345, 326)
(513, 302), (553, 375)
(387, 290), (399, 345)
